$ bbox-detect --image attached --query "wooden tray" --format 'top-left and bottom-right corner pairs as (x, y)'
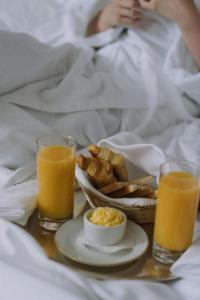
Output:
(26, 189), (177, 282)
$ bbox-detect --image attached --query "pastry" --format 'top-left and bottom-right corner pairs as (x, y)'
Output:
(76, 154), (117, 188)
(88, 144), (128, 181)
(99, 181), (128, 195)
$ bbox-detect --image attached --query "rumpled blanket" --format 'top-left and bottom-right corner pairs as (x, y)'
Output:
(0, 1), (200, 299)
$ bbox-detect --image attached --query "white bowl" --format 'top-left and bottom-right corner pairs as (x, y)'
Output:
(83, 208), (127, 246)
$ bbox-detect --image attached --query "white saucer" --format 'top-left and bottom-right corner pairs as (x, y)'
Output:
(55, 217), (149, 267)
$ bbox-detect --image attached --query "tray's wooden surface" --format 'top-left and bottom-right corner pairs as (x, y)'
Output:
(26, 190), (176, 281)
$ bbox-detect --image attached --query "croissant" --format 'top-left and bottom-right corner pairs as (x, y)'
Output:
(76, 154), (117, 188)
(88, 144), (128, 181)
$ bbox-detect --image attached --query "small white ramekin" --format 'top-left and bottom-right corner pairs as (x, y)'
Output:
(83, 208), (127, 246)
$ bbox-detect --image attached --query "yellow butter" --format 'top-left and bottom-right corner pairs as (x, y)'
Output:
(89, 207), (123, 227)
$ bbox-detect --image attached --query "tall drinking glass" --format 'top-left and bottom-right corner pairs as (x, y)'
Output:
(153, 160), (199, 264)
(37, 135), (76, 231)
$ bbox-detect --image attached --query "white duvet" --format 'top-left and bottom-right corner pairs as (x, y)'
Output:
(0, 0), (199, 169)
(0, 0), (200, 299)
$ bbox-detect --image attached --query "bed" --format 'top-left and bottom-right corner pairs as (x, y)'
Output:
(0, 0), (200, 299)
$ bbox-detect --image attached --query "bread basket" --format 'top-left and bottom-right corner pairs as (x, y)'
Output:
(76, 165), (156, 224)
(80, 185), (155, 224)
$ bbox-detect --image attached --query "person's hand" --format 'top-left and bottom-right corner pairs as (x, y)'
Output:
(139, 0), (200, 70)
(98, 0), (143, 32)
(139, 0), (199, 30)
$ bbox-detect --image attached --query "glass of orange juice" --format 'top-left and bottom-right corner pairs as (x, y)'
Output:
(153, 160), (199, 264)
(36, 135), (76, 231)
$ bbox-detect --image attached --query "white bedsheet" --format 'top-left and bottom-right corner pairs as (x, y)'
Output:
(0, 14), (199, 168)
(0, 0), (200, 299)
(0, 217), (200, 300)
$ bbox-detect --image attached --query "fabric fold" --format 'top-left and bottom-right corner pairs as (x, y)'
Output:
(99, 132), (166, 177)
(172, 236), (200, 281)
(0, 180), (37, 225)
(0, 218), (188, 300)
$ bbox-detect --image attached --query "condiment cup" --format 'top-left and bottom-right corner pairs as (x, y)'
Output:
(83, 208), (127, 246)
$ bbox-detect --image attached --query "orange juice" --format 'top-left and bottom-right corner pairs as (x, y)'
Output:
(37, 145), (75, 220)
(154, 171), (199, 251)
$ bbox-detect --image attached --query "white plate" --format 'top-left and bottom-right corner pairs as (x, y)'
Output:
(55, 217), (149, 267)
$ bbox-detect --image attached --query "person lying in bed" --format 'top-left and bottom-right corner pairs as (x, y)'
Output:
(86, 0), (200, 70)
